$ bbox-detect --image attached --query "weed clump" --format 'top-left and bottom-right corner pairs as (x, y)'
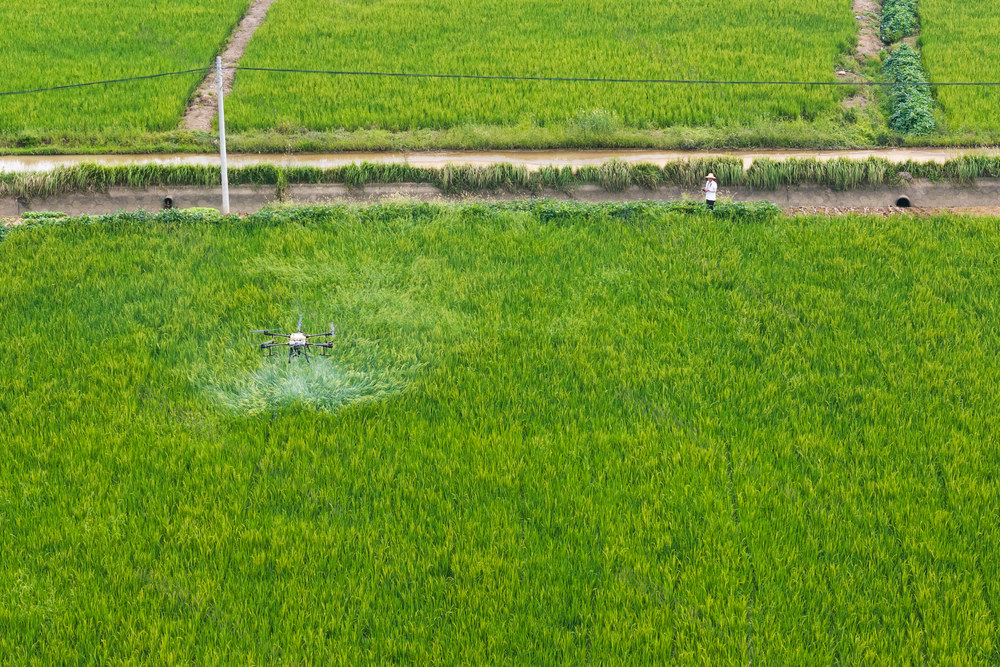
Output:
(881, 0), (919, 43)
(883, 45), (936, 135)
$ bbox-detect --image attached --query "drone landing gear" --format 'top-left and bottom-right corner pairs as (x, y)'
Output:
(288, 349), (311, 363)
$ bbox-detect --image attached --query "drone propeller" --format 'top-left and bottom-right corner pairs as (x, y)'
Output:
(298, 315), (303, 332)
(250, 329), (276, 334)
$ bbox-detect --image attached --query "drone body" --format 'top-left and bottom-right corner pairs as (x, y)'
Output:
(252, 315), (335, 363)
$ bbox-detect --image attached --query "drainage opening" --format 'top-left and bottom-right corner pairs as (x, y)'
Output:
(163, 197), (174, 209)
(895, 196), (911, 208)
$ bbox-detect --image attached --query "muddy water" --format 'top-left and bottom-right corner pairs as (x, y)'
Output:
(3, 148), (999, 173)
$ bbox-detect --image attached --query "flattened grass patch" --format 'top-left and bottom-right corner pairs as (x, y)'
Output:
(209, 358), (407, 415)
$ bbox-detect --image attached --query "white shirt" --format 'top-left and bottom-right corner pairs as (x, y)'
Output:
(705, 181), (718, 201)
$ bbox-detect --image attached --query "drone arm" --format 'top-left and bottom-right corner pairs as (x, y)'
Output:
(306, 324), (336, 339)
(251, 329), (292, 338)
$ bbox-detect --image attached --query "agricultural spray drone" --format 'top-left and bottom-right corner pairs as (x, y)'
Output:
(252, 315), (335, 363)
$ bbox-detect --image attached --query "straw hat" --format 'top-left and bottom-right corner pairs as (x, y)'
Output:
(705, 173), (717, 180)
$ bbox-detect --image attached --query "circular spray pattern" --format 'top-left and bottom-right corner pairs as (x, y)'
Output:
(210, 359), (408, 415)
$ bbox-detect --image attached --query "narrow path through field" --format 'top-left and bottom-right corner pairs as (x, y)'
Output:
(181, 0), (278, 131)
(853, 0), (884, 60)
(5, 147), (1000, 174)
(842, 0), (884, 110)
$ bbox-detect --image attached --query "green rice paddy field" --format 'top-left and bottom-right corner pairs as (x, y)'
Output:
(2, 0), (1000, 147)
(0, 0), (249, 133)
(921, 0), (1000, 133)
(2, 203), (999, 663)
(232, 0), (855, 130)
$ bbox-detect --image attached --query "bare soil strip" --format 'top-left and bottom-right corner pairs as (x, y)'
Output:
(842, 0), (884, 110)
(5, 148), (1000, 174)
(181, 0), (278, 132)
(853, 0), (884, 60)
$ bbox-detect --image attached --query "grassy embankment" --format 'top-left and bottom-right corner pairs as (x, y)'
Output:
(3, 156), (1000, 203)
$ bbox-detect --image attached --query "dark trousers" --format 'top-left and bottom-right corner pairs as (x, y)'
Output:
(706, 199), (715, 211)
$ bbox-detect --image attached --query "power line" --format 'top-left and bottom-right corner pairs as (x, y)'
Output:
(235, 66), (1000, 87)
(2, 65), (999, 98)
(0, 68), (210, 97)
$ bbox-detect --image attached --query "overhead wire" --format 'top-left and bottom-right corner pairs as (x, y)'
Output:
(2, 66), (999, 98)
(0, 68), (211, 97)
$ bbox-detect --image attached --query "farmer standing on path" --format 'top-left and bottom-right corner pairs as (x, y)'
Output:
(702, 173), (718, 211)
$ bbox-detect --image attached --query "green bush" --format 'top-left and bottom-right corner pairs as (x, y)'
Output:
(469, 199), (781, 223)
(881, 0), (919, 43)
(883, 45), (936, 135)
(2, 201), (782, 247)
(20, 211), (68, 220)
(179, 207), (222, 219)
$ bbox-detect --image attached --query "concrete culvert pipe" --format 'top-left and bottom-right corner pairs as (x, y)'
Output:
(163, 197), (174, 209)
(895, 196), (911, 208)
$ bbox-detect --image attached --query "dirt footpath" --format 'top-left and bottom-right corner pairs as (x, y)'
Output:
(181, 0), (278, 131)
(840, 0), (884, 110)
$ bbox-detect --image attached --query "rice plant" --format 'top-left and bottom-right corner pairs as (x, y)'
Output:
(0, 1), (251, 133)
(2, 0), (998, 145)
(230, 0), (857, 131)
(921, 0), (1000, 132)
(2, 203), (999, 663)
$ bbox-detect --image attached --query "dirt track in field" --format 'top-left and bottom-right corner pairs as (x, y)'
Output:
(4, 147), (1000, 174)
(853, 0), (883, 60)
(181, 0), (278, 132)
(841, 0), (883, 110)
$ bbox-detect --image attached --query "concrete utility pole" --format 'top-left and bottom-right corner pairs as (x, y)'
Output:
(217, 56), (230, 215)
